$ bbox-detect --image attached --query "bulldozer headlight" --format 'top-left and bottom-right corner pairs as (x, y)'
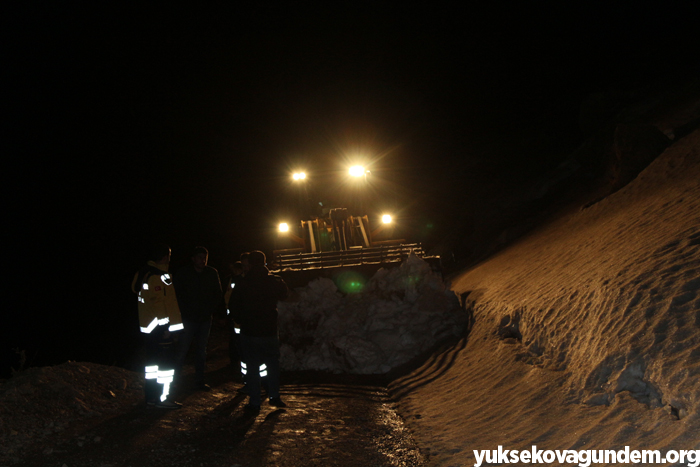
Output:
(292, 172), (306, 180)
(382, 214), (392, 224)
(279, 222), (289, 232)
(349, 165), (365, 177)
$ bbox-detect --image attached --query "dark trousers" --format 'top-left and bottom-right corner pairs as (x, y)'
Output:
(175, 316), (212, 384)
(240, 335), (280, 406)
(143, 324), (176, 403)
(228, 319), (242, 371)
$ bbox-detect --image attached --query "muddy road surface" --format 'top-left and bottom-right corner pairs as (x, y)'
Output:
(13, 330), (426, 467)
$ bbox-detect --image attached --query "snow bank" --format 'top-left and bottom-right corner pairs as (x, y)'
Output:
(458, 130), (700, 414)
(0, 361), (142, 463)
(278, 254), (466, 374)
(390, 129), (700, 467)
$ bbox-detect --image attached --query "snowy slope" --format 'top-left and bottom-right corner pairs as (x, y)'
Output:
(390, 129), (700, 466)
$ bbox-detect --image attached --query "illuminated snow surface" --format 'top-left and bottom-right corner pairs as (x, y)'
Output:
(387, 129), (700, 467)
(6, 129), (694, 467)
(278, 254), (467, 374)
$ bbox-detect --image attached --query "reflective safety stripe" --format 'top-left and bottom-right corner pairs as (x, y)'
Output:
(234, 327), (240, 334)
(169, 322), (184, 332)
(157, 369), (175, 380)
(145, 366), (174, 401)
(259, 364), (267, 377)
(226, 308), (230, 316)
(141, 317), (158, 334)
(138, 295), (145, 304)
(142, 282), (150, 290)
(157, 369), (175, 402)
(140, 318), (172, 333)
(145, 365), (158, 379)
(160, 274), (172, 285)
(240, 362), (247, 375)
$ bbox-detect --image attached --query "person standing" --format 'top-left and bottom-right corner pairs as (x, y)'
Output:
(174, 246), (222, 391)
(131, 244), (184, 409)
(229, 250), (289, 411)
(224, 261), (245, 375)
(229, 252), (267, 395)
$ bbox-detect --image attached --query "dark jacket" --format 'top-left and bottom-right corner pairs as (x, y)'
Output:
(229, 266), (288, 337)
(174, 264), (223, 322)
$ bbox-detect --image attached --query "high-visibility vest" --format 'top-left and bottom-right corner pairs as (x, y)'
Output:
(132, 261), (184, 334)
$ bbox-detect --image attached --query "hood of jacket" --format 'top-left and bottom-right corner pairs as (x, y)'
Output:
(147, 260), (169, 272)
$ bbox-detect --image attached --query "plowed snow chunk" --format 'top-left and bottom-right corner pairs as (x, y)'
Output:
(0, 361), (142, 463)
(279, 254), (466, 374)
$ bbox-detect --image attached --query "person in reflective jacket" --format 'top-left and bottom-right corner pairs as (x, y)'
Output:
(131, 244), (184, 409)
(229, 250), (289, 411)
(224, 261), (245, 375)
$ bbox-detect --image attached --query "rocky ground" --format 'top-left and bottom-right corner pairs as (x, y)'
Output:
(0, 325), (426, 467)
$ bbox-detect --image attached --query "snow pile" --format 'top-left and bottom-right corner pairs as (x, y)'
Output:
(278, 254), (466, 374)
(390, 128), (700, 467)
(0, 361), (142, 464)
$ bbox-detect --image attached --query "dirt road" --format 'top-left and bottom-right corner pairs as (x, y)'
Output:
(12, 328), (425, 467)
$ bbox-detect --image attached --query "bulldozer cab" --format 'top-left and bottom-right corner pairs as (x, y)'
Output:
(270, 207), (439, 289)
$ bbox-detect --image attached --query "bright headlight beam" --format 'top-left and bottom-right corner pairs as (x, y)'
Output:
(382, 214), (392, 224)
(278, 222), (289, 232)
(349, 165), (365, 177)
(292, 172), (306, 181)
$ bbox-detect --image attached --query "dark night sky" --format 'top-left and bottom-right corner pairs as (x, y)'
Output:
(3, 3), (698, 375)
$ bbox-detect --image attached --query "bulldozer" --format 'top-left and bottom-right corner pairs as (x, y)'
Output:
(270, 207), (440, 291)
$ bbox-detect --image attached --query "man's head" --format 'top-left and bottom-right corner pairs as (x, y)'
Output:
(150, 244), (171, 265)
(192, 246), (209, 272)
(248, 250), (266, 270)
(231, 261), (244, 276)
(240, 252), (251, 274)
